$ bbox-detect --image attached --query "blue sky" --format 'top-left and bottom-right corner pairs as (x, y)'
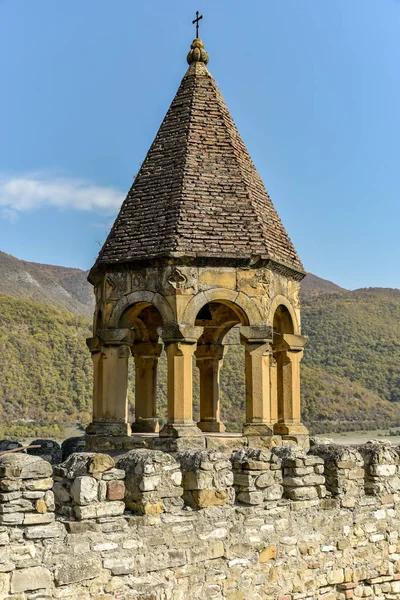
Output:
(1, 0), (399, 289)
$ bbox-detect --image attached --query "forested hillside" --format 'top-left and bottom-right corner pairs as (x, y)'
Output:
(0, 275), (399, 437)
(0, 294), (92, 438)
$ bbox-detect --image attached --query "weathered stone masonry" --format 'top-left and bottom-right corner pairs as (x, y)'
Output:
(1, 441), (400, 599)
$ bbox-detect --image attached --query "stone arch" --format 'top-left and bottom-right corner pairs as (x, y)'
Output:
(182, 289), (263, 327)
(109, 291), (175, 328)
(268, 295), (300, 335)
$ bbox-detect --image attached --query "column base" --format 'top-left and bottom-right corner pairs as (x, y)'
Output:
(159, 422), (203, 438)
(86, 421), (132, 437)
(131, 418), (160, 434)
(273, 422), (309, 436)
(243, 423), (274, 437)
(198, 420), (226, 433)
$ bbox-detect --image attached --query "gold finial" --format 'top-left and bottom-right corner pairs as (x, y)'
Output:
(187, 38), (209, 65)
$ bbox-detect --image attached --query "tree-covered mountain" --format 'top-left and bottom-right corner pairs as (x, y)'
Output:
(0, 254), (399, 437)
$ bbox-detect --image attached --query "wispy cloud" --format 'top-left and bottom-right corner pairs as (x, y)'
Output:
(0, 174), (124, 222)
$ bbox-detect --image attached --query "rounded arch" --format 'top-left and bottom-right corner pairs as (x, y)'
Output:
(268, 295), (300, 335)
(183, 289), (263, 326)
(109, 291), (175, 328)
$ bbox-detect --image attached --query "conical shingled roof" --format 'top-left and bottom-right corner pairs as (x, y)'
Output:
(94, 39), (304, 275)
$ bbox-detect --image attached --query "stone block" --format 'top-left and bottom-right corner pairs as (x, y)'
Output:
(255, 472), (277, 488)
(102, 468), (125, 481)
(263, 484), (283, 501)
(259, 546), (277, 563)
(74, 501), (125, 520)
(23, 478), (53, 491)
(88, 454), (115, 474)
(70, 476), (99, 505)
(24, 522), (66, 539)
(0, 479), (21, 492)
(184, 489), (230, 508)
(284, 486), (318, 501)
(107, 480), (125, 501)
(103, 557), (134, 575)
(11, 566), (52, 593)
(55, 554), (102, 585)
(0, 491), (23, 503)
(0, 513), (24, 525)
(236, 491), (264, 505)
(0, 454), (52, 480)
(23, 512), (54, 525)
(0, 497), (33, 512)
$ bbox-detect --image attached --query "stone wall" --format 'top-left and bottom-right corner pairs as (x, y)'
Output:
(1, 442), (400, 599)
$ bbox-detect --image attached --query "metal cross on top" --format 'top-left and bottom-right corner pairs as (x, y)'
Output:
(192, 11), (203, 38)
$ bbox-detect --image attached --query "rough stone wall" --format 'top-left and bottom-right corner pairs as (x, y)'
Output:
(1, 442), (400, 599)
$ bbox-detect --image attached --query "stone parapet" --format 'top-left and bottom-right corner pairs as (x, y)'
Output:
(309, 443), (365, 506)
(3, 444), (400, 597)
(53, 452), (125, 520)
(231, 447), (283, 505)
(275, 447), (327, 502)
(117, 448), (184, 515)
(0, 454), (55, 528)
(358, 440), (400, 498)
(178, 449), (234, 508)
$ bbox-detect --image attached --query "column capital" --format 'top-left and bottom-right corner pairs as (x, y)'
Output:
(86, 330), (134, 353)
(195, 344), (226, 361)
(239, 325), (273, 345)
(97, 328), (135, 346)
(159, 324), (204, 344)
(273, 333), (308, 352)
(86, 336), (101, 353)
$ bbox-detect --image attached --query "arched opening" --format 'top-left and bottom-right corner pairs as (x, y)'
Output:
(272, 304), (295, 428)
(194, 301), (248, 433)
(119, 302), (166, 433)
(273, 304), (294, 336)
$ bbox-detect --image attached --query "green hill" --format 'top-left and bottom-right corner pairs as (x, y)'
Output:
(0, 275), (399, 437)
(0, 293), (93, 438)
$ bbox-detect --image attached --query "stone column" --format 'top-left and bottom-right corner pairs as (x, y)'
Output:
(270, 354), (278, 425)
(240, 326), (274, 436)
(131, 342), (163, 433)
(273, 334), (309, 436)
(195, 345), (226, 433)
(86, 328), (133, 437)
(159, 325), (203, 438)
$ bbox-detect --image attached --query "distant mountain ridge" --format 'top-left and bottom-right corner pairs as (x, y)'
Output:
(0, 251), (94, 317)
(300, 273), (347, 296)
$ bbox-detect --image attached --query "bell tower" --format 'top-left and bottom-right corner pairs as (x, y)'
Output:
(86, 34), (309, 450)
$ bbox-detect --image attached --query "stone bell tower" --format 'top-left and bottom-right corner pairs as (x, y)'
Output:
(86, 37), (309, 449)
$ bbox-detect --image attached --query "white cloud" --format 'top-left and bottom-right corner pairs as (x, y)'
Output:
(0, 174), (124, 221)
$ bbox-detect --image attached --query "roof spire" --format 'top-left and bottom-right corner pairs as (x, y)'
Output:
(187, 38), (209, 65)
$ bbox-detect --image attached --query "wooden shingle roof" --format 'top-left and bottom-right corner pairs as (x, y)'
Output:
(94, 39), (304, 276)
